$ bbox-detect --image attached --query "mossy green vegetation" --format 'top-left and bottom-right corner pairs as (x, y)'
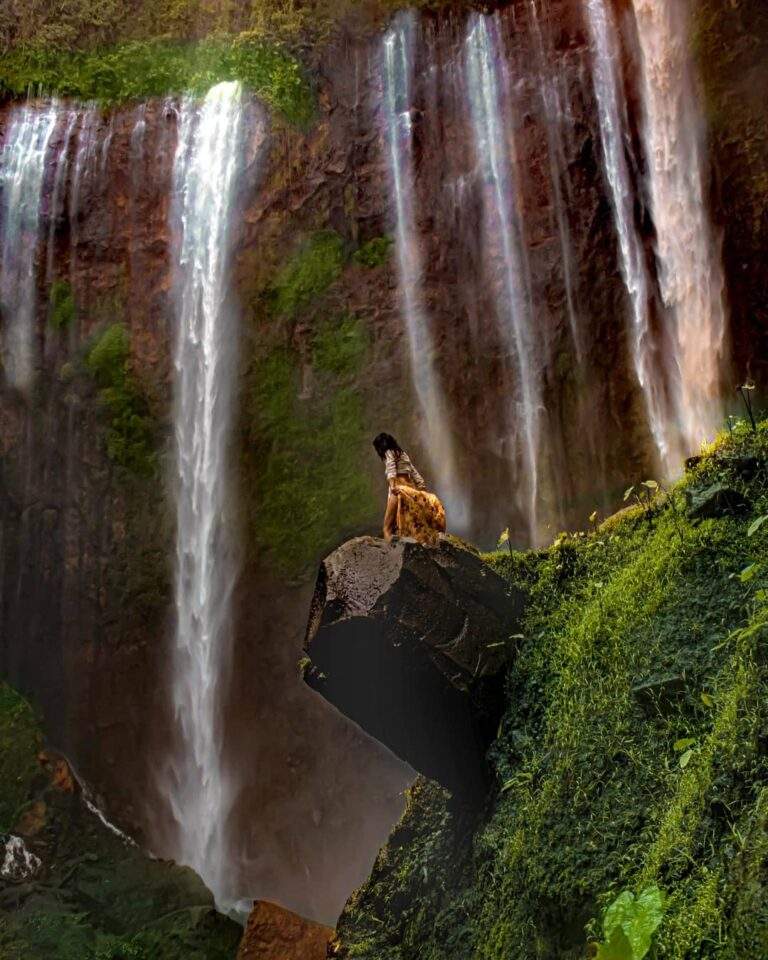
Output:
(0, 37), (314, 125)
(246, 311), (376, 577)
(333, 420), (768, 960)
(269, 231), (346, 318)
(0, 683), (40, 833)
(84, 324), (156, 477)
(0, 683), (241, 960)
(352, 236), (393, 269)
(48, 280), (76, 331)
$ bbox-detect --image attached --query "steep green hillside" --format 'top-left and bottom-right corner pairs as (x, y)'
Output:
(332, 419), (768, 960)
(0, 684), (242, 960)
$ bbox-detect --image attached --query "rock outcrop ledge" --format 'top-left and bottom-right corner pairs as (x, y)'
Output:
(303, 537), (525, 799)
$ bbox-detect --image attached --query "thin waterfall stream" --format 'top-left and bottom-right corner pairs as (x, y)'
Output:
(166, 80), (247, 907)
(631, 0), (728, 457)
(382, 12), (468, 530)
(585, 0), (677, 472)
(465, 13), (541, 543)
(0, 102), (59, 389)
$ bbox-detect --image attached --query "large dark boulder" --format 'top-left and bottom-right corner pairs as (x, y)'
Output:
(303, 537), (526, 800)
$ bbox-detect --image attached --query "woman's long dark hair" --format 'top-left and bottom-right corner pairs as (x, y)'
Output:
(373, 432), (402, 460)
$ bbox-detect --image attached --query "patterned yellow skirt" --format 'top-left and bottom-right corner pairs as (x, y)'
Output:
(393, 482), (446, 546)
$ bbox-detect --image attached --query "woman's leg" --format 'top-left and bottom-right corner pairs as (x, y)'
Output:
(383, 492), (399, 541)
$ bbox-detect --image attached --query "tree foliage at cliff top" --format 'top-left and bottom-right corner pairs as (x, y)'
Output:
(333, 419), (768, 959)
(0, 36), (314, 125)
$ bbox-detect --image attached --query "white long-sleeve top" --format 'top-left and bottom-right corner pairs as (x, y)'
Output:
(384, 449), (426, 490)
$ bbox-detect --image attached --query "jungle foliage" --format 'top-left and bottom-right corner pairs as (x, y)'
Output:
(333, 419), (768, 960)
(0, 37), (314, 125)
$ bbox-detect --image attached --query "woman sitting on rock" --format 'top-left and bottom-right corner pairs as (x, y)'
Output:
(373, 432), (446, 546)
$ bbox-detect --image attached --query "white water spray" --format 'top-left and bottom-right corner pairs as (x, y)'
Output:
(167, 81), (246, 905)
(382, 12), (468, 530)
(586, 0), (680, 472)
(631, 0), (727, 456)
(0, 102), (59, 388)
(465, 13), (541, 542)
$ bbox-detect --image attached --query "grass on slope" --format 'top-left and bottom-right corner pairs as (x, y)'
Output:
(333, 418), (768, 960)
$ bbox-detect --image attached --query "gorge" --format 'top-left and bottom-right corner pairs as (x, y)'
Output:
(1, 0), (767, 956)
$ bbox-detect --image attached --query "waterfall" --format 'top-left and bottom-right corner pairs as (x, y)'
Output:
(382, 12), (468, 530)
(631, 0), (727, 456)
(0, 101), (59, 389)
(68, 105), (101, 280)
(464, 13), (541, 543)
(528, 0), (583, 361)
(586, 0), (680, 472)
(167, 80), (246, 905)
(46, 108), (78, 282)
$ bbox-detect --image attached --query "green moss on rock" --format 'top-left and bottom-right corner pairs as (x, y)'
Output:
(48, 281), (76, 331)
(269, 231), (345, 318)
(84, 324), (157, 477)
(352, 236), (393, 269)
(246, 312), (377, 577)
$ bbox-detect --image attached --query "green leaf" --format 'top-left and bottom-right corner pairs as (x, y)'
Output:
(748, 515), (768, 537)
(679, 749), (694, 769)
(498, 528), (510, 546)
(642, 480), (659, 490)
(599, 887), (666, 960)
(623, 486), (635, 502)
(674, 737), (696, 752)
(589, 510), (599, 524)
(701, 692), (714, 708)
(739, 563), (759, 583)
(596, 927), (634, 960)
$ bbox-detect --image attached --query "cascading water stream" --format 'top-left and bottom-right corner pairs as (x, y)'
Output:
(382, 12), (468, 530)
(0, 102), (59, 389)
(46, 108), (79, 282)
(166, 80), (246, 906)
(465, 13), (541, 543)
(68, 105), (100, 278)
(585, 0), (679, 473)
(631, 0), (727, 456)
(528, 0), (583, 361)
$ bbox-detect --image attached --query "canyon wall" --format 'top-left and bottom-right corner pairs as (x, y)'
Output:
(0, 0), (765, 926)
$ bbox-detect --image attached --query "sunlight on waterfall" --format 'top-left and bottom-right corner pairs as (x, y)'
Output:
(631, 0), (728, 460)
(0, 102), (59, 388)
(585, 0), (679, 473)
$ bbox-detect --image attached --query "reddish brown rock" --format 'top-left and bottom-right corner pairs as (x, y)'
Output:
(237, 901), (334, 960)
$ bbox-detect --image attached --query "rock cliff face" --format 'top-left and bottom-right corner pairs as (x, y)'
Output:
(304, 536), (525, 798)
(0, 0), (766, 928)
(237, 900), (333, 960)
